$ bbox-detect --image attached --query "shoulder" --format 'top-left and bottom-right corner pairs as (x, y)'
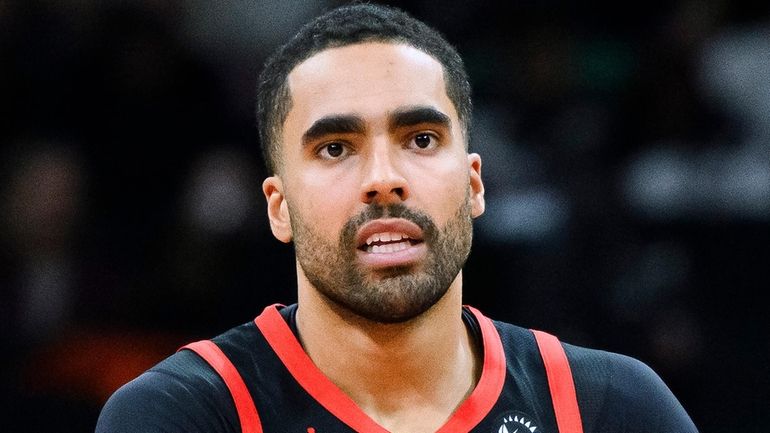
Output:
(95, 321), (260, 433)
(482, 315), (697, 432)
(562, 341), (698, 432)
(564, 342), (675, 404)
(96, 349), (235, 433)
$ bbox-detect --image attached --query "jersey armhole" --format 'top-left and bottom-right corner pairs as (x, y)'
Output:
(180, 340), (263, 433)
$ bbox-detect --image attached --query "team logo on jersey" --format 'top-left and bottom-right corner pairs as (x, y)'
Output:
(493, 411), (541, 433)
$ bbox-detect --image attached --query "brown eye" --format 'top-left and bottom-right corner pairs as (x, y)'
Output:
(318, 142), (348, 159)
(415, 134), (432, 148)
(408, 133), (438, 150)
(326, 143), (344, 157)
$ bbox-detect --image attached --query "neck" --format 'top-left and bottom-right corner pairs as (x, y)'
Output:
(295, 270), (481, 431)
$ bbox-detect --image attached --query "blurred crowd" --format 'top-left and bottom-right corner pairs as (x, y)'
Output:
(1, 1), (768, 431)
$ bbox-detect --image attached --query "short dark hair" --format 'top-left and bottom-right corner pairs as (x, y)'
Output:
(256, 3), (472, 174)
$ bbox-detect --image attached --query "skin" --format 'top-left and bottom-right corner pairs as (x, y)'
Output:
(262, 42), (485, 432)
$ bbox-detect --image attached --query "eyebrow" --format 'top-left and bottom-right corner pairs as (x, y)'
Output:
(302, 115), (366, 146)
(389, 106), (451, 132)
(300, 106), (452, 146)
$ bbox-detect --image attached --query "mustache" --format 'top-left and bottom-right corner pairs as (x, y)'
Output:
(339, 203), (438, 249)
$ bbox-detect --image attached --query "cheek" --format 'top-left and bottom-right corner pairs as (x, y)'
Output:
(292, 171), (357, 232)
(409, 156), (469, 216)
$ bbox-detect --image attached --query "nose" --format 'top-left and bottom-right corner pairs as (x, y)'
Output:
(360, 142), (410, 205)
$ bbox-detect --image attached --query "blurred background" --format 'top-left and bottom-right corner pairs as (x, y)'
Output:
(1, 0), (768, 431)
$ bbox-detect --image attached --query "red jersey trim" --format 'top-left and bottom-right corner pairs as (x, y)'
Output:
(179, 340), (263, 433)
(435, 305), (507, 432)
(254, 304), (507, 432)
(532, 330), (584, 433)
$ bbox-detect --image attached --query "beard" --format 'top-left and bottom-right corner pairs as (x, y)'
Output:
(289, 198), (473, 323)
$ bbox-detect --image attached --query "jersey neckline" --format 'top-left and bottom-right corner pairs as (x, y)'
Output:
(254, 303), (506, 432)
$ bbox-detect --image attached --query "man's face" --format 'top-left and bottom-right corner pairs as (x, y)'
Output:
(263, 42), (485, 323)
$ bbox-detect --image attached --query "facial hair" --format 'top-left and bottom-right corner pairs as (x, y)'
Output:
(290, 198), (473, 323)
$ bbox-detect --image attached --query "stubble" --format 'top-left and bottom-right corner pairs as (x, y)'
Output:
(290, 198), (473, 323)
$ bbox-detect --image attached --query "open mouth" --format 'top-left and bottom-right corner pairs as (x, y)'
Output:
(354, 218), (427, 268)
(359, 232), (423, 253)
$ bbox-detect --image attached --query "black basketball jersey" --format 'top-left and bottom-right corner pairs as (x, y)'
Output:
(96, 304), (698, 432)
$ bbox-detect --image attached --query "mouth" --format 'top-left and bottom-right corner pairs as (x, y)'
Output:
(355, 219), (427, 268)
(359, 231), (422, 253)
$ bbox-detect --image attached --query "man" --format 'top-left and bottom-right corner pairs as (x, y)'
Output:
(96, 4), (698, 432)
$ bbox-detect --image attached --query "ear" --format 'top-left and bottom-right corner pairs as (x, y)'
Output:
(262, 176), (293, 243)
(467, 153), (485, 218)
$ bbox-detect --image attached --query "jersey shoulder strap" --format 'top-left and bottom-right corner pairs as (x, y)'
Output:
(180, 340), (263, 433)
(531, 330), (584, 433)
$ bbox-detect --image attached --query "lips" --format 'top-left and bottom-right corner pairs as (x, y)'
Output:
(355, 218), (427, 268)
(356, 219), (424, 250)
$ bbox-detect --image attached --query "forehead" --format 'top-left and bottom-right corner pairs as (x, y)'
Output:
(284, 42), (458, 133)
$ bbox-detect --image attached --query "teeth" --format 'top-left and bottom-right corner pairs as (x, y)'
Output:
(365, 232), (410, 246)
(366, 240), (411, 253)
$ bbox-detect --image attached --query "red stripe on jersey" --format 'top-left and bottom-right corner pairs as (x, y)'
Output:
(532, 330), (584, 433)
(255, 305), (389, 432)
(435, 305), (507, 432)
(180, 340), (263, 433)
(255, 304), (506, 432)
